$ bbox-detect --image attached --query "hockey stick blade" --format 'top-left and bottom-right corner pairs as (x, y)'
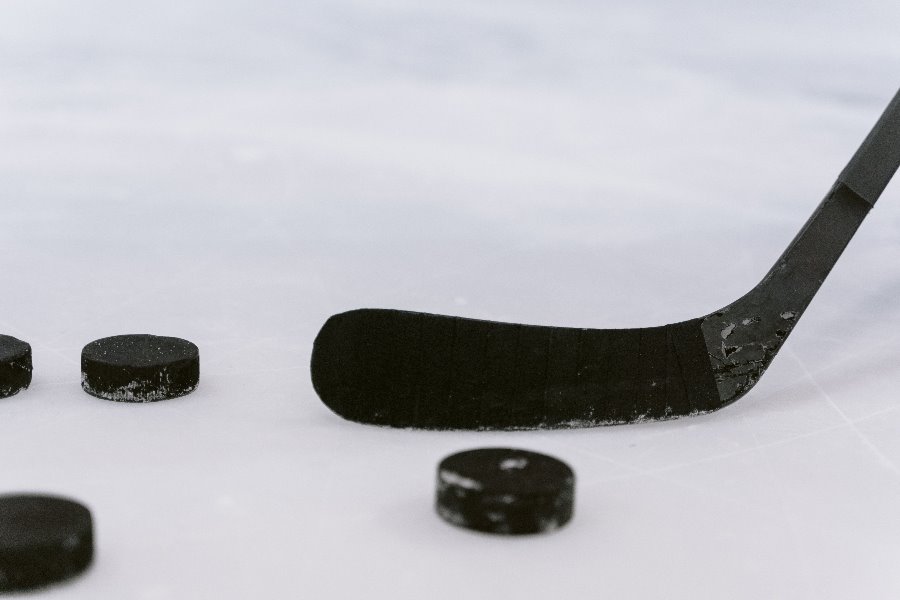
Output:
(311, 86), (900, 430)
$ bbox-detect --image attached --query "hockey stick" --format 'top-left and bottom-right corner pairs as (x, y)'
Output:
(311, 87), (900, 430)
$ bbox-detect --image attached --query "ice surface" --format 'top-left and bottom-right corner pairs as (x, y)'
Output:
(1, 0), (899, 598)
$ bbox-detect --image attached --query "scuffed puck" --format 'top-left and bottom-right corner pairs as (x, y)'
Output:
(0, 494), (93, 591)
(81, 334), (199, 402)
(436, 448), (575, 535)
(0, 334), (32, 399)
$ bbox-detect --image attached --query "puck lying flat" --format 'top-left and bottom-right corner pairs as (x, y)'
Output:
(0, 494), (93, 591)
(0, 334), (32, 399)
(81, 334), (199, 402)
(436, 448), (575, 535)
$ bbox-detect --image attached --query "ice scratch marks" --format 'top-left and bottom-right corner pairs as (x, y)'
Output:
(787, 346), (900, 479)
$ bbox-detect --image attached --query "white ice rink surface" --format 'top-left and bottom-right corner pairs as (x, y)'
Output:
(2, 1), (900, 598)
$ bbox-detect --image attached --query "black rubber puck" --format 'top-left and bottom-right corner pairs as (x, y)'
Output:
(0, 494), (93, 591)
(0, 335), (32, 399)
(81, 334), (199, 402)
(436, 448), (575, 535)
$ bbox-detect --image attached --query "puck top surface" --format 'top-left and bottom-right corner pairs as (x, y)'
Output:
(82, 334), (198, 367)
(439, 448), (574, 496)
(0, 494), (93, 591)
(0, 335), (30, 361)
(436, 448), (575, 535)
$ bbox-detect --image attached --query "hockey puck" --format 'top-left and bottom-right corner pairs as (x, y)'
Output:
(436, 448), (575, 535)
(0, 334), (32, 399)
(81, 334), (199, 402)
(0, 494), (93, 591)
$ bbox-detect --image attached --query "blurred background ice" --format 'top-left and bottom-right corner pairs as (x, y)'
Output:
(1, 1), (899, 598)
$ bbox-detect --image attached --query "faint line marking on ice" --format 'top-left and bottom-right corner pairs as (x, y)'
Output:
(571, 405), (889, 521)
(740, 381), (818, 596)
(787, 346), (900, 478)
(574, 403), (898, 491)
(576, 386), (900, 488)
(565, 442), (785, 520)
(550, 437), (790, 518)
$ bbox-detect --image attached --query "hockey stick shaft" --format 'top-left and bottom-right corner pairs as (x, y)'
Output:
(702, 87), (900, 401)
(838, 87), (900, 206)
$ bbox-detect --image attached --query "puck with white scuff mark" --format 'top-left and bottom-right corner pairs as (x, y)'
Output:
(81, 334), (199, 402)
(0, 335), (32, 399)
(436, 448), (575, 535)
(0, 494), (94, 591)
